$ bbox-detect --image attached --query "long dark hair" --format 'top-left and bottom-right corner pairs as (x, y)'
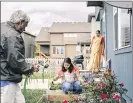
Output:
(96, 30), (100, 34)
(62, 57), (74, 73)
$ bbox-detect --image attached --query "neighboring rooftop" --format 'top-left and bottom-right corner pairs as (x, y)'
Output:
(88, 13), (95, 23)
(49, 22), (91, 33)
(35, 27), (50, 42)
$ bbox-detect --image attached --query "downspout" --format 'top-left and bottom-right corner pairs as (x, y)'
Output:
(105, 4), (108, 61)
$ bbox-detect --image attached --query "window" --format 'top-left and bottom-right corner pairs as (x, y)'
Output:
(64, 33), (77, 37)
(64, 33), (77, 41)
(118, 8), (131, 48)
(86, 50), (89, 54)
(52, 46), (64, 55)
(113, 7), (131, 50)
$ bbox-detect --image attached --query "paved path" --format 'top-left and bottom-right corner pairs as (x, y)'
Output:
(19, 79), (49, 89)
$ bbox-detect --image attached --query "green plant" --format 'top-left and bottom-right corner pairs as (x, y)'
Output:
(77, 68), (128, 103)
(22, 72), (56, 103)
(22, 89), (45, 103)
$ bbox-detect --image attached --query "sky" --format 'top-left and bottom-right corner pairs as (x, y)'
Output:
(1, 2), (95, 35)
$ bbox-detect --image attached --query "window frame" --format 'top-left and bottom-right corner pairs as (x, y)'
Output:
(64, 33), (77, 38)
(52, 45), (65, 55)
(113, 7), (132, 51)
(118, 8), (131, 49)
(113, 7), (118, 51)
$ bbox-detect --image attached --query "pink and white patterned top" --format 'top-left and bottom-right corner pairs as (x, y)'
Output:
(57, 66), (78, 83)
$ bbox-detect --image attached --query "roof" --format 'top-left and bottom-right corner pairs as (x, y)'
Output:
(87, 1), (103, 7)
(105, 1), (132, 9)
(49, 22), (91, 33)
(88, 13), (95, 23)
(35, 27), (50, 42)
(23, 31), (36, 37)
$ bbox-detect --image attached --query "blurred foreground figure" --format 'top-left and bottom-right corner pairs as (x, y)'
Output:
(0, 10), (39, 103)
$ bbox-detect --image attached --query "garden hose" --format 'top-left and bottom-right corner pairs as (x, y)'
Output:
(23, 75), (30, 98)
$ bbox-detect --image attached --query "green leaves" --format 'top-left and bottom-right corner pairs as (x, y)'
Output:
(78, 68), (128, 103)
(22, 89), (44, 103)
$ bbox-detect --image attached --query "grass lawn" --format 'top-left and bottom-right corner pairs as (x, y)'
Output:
(22, 89), (45, 103)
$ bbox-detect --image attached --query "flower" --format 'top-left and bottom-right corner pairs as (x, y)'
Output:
(101, 94), (107, 100)
(119, 83), (124, 87)
(112, 74), (115, 78)
(80, 68), (128, 102)
(96, 83), (106, 90)
(111, 93), (115, 97)
(112, 93), (121, 101)
(104, 72), (109, 76)
(108, 68), (111, 72)
(63, 100), (68, 103)
(101, 84), (106, 89)
(114, 95), (121, 101)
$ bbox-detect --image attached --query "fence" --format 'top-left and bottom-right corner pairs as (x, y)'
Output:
(26, 58), (63, 72)
(26, 58), (89, 72)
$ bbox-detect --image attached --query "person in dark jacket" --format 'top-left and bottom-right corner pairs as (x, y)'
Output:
(0, 10), (39, 103)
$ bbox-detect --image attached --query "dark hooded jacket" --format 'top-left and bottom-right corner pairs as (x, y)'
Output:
(0, 21), (33, 83)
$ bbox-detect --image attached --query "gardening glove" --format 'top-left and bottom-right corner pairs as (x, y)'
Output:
(50, 79), (54, 86)
(79, 77), (84, 84)
(33, 63), (39, 72)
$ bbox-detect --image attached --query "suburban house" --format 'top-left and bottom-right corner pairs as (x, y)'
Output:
(36, 22), (92, 59)
(87, 1), (132, 101)
(21, 31), (36, 58)
(35, 27), (50, 57)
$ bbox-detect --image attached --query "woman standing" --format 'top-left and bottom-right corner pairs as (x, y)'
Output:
(87, 30), (105, 73)
(53, 57), (82, 94)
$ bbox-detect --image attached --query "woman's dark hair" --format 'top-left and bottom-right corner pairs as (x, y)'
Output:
(96, 30), (100, 34)
(62, 57), (74, 73)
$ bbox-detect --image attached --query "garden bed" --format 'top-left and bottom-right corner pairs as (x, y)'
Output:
(22, 69), (129, 103)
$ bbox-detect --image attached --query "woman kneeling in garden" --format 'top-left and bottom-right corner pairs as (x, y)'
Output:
(53, 57), (82, 94)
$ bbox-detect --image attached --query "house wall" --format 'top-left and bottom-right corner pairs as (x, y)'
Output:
(91, 17), (100, 39)
(36, 27), (50, 42)
(50, 33), (64, 45)
(99, 3), (132, 98)
(50, 33), (91, 58)
(77, 33), (91, 43)
(64, 37), (77, 44)
(65, 44), (76, 58)
(50, 33), (64, 58)
(22, 33), (35, 58)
